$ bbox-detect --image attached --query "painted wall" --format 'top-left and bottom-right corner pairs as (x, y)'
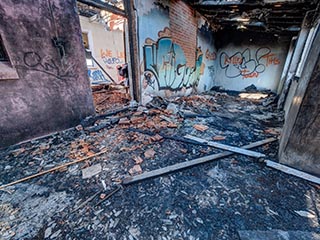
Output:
(137, 0), (217, 104)
(79, 15), (125, 84)
(215, 44), (287, 92)
(136, 0), (288, 103)
(0, 0), (94, 147)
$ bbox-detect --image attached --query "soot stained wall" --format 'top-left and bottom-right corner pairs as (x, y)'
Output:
(0, 0), (94, 147)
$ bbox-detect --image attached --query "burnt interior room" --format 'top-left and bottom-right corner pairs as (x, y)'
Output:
(0, 0), (320, 239)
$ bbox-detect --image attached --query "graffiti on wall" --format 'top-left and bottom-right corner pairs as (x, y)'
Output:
(100, 49), (125, 69)
(88, 69), (108, 83)
(219, 47), (280, 79)
(143, 28), (203, 91)
(21, 51), (76, 80)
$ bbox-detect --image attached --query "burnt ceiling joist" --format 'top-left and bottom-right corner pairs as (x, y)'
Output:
(77, 0), (126, 17)
(186, 0), (319, 33)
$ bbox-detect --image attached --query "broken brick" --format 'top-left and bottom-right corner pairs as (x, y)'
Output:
(128, 165), (142, 175)
(193, 124), (209, 132)
(118, 118), (130, 125)
(167, 122), (178, 128)
(130, 116), (146, 124)
(212, 135), (226, 141)
(144, 149), (156, 159)
(180, 148), (188, 154)
(133, 156), (144, 164)
(150, 134), (163, 142)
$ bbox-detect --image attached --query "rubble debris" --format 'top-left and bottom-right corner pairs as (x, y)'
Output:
(127, 128), (208, 146)
(185, 135), (266, 158)
(1, 91), (318, 239)
(122, 137), (276, 185)
(238, 230), (320, 240)
(128, 165), (143, 175)
(0, 150), (108, 190)
(92, 84), (130, 114)
(82, 163), (102, 179)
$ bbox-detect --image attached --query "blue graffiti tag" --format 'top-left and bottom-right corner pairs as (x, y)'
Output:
(143, 37), (203, 91)
(88, 69), (108, 83)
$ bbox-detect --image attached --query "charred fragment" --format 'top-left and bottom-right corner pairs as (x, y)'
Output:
(187, 0), (318, 33)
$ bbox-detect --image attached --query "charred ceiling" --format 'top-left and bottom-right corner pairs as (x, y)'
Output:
(186, 0), (319, 33)
(77, 0), (125, 17)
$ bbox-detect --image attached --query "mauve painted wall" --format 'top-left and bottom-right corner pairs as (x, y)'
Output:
(0, 0), (94, 147)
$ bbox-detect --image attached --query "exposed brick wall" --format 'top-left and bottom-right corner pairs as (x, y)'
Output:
(169, 0), (197, 67)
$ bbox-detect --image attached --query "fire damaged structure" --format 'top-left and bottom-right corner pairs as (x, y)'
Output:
(1, 0), (319, 174)
(0, 0), (320, 239)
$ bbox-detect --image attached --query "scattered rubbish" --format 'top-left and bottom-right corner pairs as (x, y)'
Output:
(82, 163), (102, 179)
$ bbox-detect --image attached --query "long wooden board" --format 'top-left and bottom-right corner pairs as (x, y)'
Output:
(266, 160), (320, 185)
(122, 137), (276, 185)
(184, 135), (266, 158)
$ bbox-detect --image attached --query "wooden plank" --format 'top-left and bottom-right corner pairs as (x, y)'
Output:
(185, 134), (266, 158)
(266, 160), (320, 185)
(0, 150), (108, 190)
(122, 137), (276, 185)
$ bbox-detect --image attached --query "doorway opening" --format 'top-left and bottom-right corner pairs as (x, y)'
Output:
(77, 1), (131, 114)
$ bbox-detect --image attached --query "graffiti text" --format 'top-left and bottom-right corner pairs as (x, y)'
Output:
(219, 47), (280, 79)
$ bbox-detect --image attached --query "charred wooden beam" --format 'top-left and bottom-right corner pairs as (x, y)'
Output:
(77, 0), (126, 17)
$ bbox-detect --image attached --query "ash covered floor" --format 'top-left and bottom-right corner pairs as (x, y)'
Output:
(1, 91), (320, 240)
